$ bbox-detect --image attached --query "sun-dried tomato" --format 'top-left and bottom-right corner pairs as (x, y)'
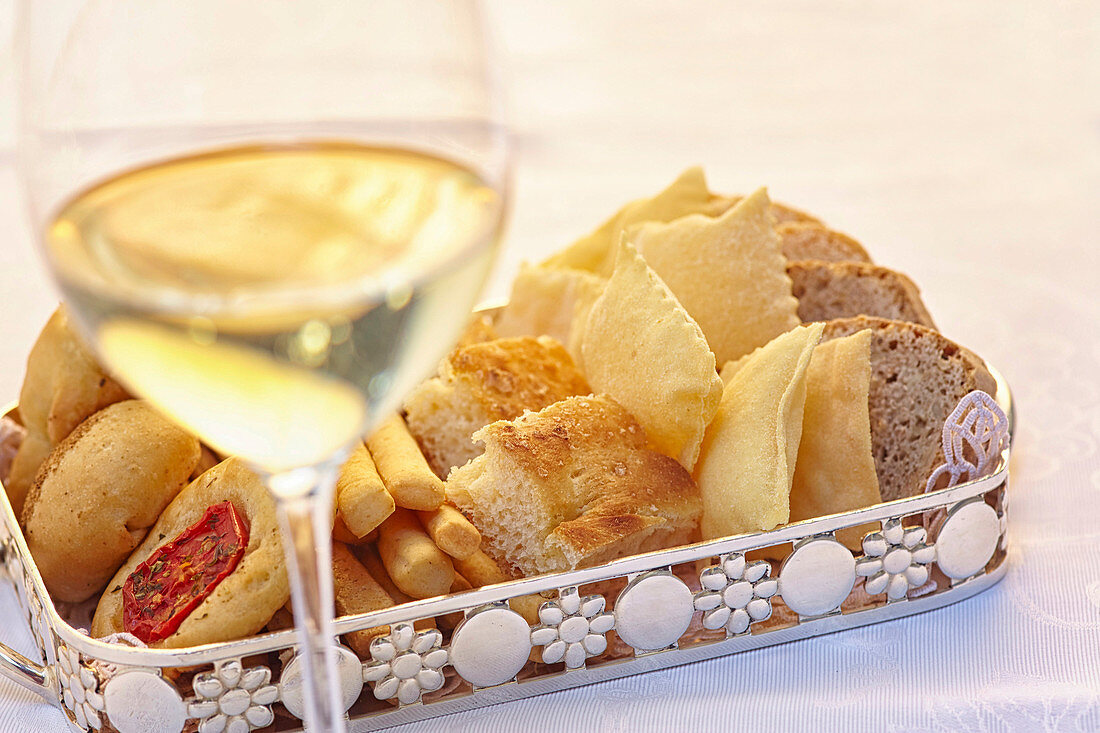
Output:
(123, 500), (249, 643)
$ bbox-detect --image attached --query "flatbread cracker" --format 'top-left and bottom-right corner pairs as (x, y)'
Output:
(543, 167), (712, 276)
(632, 187), (801, 365)
(790, 330), (881, 549)
(705, 194), (823, 225)
(495, 263), (606, 367)
(581, 241), (723, 469)
(695, 323), (823, 539)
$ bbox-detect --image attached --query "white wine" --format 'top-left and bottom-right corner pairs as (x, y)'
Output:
(47, 143), (503, 472)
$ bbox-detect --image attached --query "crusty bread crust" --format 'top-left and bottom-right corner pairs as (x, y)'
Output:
(447, 395), (701, 576)
(822, 317), (995, 501)
(404, 337), (590, 478)
(789, 260), (936, 328)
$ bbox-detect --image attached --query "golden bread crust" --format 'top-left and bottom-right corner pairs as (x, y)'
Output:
(449, 337), (591, 422)
(405, 336), (590, 477)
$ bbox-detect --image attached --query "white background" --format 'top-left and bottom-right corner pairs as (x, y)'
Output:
(1, 2), (1099, 731)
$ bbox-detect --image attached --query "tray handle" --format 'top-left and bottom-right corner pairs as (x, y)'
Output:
(0, 541), (53, 701)
(0, 641), (52, 700)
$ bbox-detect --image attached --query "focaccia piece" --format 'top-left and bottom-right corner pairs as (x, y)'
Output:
(404, 336), (591, 477)
(446, 395), (701, 576)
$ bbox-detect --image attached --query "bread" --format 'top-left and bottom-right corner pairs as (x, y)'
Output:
(705, 195), (822, 226)
(778, 223), (872, 263)
(446, 395), (701, 576)
(332, 542), (394, 656)
(22, 400), (200, 602)
(542, 167), (712, 276)
(789, 330), (881, 550)
(0, 414), (23, 486)
(788, 261), (936, 329)
(404, 336), (590, 478)
(6, 307), (128, 515)
(92, 458), (289, 647)
(630, 187), (803, 366)
(495, 263), (607, 363)
(695, 324), (822, 539)
(580, 240), (723, 469)
(454, 314), (498, 350)
(821, 317), (996, 501)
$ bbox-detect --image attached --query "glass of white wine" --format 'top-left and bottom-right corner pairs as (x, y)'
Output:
(16, 2), (508, 731)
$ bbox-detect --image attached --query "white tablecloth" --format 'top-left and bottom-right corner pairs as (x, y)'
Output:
(1, 2), (1098, 731)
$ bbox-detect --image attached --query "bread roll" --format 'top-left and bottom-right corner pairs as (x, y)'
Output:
(92, 458), (288, 647)
(7, 307), (128, 515)
(22, 400), (200, 602)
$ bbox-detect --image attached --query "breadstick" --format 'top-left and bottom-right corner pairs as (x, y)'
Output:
(366, 415), (445, 511)
(452, 548), (511, 587)
(352, 544), (435, 631)
(332, 542), (394, 656)
(332, 515), (361, 545)
(417, 504), (481, 560)
(353, 544), (413, 604)
(455, 549), (542, 625)
(336, 442), (395, 537)
(378, 508), (454, 599)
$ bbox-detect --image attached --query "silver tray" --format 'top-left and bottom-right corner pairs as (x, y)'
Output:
(0, 368), (1014, 733)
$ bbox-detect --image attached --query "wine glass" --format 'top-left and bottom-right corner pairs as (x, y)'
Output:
(15, 2), (508, 731)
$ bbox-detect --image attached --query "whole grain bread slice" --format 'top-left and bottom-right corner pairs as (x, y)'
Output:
(789, 260), (937, 329)
(821, 317), (995, 502)
(777, 222), (872, 263)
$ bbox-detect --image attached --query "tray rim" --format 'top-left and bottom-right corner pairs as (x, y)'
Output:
(0, 364), (1014, 668)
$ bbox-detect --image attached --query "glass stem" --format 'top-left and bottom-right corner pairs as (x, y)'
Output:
(267, 463), (347, 733)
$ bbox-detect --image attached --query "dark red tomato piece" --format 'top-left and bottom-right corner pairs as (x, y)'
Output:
(123, 500), (249, 643)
